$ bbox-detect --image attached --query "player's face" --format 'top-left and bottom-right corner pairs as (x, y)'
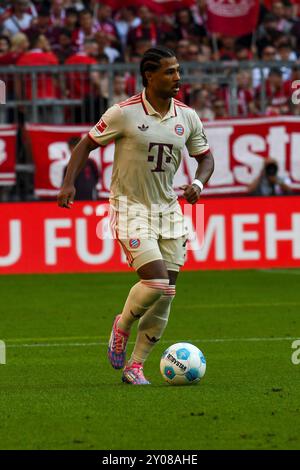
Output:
(148, 57), (181, 99)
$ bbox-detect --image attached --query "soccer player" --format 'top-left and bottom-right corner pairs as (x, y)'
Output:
(57, 46), (214, 385)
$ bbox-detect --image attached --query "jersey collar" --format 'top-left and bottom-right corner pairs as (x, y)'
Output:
(141, 89), (177, 120)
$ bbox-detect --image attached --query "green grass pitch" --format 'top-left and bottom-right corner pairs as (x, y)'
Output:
(0, 269), (300, 450)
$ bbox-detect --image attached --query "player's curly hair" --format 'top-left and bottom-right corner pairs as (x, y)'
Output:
(140, 46), (175, 87)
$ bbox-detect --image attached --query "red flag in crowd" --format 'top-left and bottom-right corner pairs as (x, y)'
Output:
(207, 0), (260, 37)
(102, 0), (196, 14)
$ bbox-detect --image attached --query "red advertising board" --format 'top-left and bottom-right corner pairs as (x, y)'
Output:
(0, 125), (17, 186)
(25, 117), (300, 198)
(1, 197), (300, 274)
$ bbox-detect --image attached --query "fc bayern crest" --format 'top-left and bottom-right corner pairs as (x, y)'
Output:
(175, 124), (184, 136)
(129, 239), (140, 249)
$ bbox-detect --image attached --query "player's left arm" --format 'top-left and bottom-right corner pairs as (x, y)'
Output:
(180, 151), (214, 204)
(181, 111), (214, 204)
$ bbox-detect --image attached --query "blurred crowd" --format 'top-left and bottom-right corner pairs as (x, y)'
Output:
(1, 0), (300, 119)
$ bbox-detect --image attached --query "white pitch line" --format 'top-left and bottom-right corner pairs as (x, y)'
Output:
(5, 336), (299, 349)
(259, 269), (300, 275)
(188, 302), (300, 309)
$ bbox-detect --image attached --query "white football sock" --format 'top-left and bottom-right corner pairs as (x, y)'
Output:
(118, 279), (169, 333)
(129, 285), (176, 364)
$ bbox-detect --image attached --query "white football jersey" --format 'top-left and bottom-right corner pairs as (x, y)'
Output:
(89, 89), (209, 211)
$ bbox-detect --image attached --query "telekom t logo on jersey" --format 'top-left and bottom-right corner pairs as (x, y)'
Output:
(147, 143), (173, 172)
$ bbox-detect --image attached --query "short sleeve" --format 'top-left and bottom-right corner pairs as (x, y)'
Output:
(88, 105), (123, 146)
(186, 110), (210, 157)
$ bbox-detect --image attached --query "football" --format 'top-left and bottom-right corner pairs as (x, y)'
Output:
(160, 342), (206, 385)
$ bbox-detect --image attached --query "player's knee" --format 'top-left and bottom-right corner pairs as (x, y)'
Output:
(139, 286), (176, 332)
(140, 278), (169, 304)
(127, 279), (169, 319)
(137, 259), (169, 280)
(163, 284), (176, 300)
(141, 278), (170, 294)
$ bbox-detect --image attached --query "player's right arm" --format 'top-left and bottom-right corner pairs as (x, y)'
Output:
(57, 104), (124, 208)
(57, 136), (99, 208)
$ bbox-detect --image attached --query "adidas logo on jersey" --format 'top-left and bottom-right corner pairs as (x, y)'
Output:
(138, 124), (149, 131)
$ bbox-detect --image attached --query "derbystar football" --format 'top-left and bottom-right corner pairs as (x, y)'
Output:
(160, 342), (206, 385)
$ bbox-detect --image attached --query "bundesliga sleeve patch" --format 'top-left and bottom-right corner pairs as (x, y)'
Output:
(96, 119), (108, 133)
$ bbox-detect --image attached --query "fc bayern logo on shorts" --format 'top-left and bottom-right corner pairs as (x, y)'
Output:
(129, 239), (140, 249)
(175, 124), (184, 136)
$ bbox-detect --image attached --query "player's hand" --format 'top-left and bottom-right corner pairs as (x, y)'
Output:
(57, 185), (76, 209)
(180, 184), (201, 205)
